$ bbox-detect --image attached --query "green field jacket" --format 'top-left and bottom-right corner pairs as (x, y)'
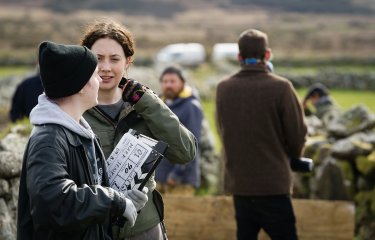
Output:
(84, 89), (197, 238)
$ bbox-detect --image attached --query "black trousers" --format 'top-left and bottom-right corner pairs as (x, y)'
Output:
(233, 194), (298, 240)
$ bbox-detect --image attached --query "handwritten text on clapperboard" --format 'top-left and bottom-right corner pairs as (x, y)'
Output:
(106, 131), (154, 192)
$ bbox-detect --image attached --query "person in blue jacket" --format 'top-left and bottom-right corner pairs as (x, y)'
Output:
(155, 66), (203, 195)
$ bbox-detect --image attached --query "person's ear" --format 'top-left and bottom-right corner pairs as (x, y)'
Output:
(125, 56), (132, 69)
(265, 48), (272, 61)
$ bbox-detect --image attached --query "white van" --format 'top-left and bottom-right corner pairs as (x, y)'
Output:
(212, 43), (238, 63)
(155, 43), (206, 67)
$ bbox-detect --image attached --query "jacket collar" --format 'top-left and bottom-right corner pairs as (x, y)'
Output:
(62, 126), (102, 152)
(86, 101), (134, 125)
(61, 126), (85, 147)
(32, 124), (85, 147)
(240, 63), (269, 73)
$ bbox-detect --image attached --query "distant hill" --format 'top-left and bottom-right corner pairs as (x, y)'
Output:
(232, 0), (375, 14)
(1, 0), (374, 65)
(0, 0), (374, 16)
(43, 0), (186, 18)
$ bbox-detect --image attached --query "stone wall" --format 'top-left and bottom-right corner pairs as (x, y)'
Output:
(283, 70), (375, 90)
(0, 75), (25, 109)
(297, 105), (375, 240)
(0, 126), (28, 240)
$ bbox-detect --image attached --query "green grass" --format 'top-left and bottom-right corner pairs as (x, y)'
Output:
(202, 89), (375, 153)
(0, 66), (32, 78)
(0, 117), (32, 140)
(202, 100), (221, 153)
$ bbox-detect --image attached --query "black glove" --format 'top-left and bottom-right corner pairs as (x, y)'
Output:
(118, 77), (147, 105)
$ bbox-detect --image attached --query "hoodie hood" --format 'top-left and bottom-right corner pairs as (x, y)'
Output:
(30, 94), (95, 139)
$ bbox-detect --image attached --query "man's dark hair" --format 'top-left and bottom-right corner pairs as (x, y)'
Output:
(160, 66), (185, 82)
(238, 29), (269, 60)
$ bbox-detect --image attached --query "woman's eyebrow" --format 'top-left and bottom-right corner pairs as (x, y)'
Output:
(96, 53), (122, 58)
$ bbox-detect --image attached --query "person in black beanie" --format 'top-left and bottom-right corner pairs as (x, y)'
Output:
(17, 41), (149, 240)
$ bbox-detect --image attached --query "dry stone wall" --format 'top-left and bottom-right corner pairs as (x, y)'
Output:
(0, 126), (28, 240)
(284, 70), (375, 90)
(297, 105), (375, 240)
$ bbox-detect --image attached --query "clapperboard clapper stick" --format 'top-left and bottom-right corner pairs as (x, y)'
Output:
(138, 140), (168, 191)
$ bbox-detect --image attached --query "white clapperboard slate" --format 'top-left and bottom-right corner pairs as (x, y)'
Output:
(106, 129), (168, 227)
(106, 129), (168, 193)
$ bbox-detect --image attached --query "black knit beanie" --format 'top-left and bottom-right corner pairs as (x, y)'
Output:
(38, 41), (98, 98)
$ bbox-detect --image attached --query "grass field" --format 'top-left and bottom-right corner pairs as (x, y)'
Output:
(203, 89), (375, 153)
(0, 66), (32, 78)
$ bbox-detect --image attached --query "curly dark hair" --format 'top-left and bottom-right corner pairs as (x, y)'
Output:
(81, 19), (135, 62)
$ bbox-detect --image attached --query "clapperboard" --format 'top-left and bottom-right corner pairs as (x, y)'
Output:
(106, 129), (168, 192)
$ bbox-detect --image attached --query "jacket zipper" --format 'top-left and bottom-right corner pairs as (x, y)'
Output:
(93, 106), (133, 137)
(94, 138), (111, 187)
(93, 107), (117, 128)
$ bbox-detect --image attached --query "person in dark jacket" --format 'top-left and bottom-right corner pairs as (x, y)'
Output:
(17, 41), (148, 240)
(9, 72), (44, 122)
(155, 66), (204, 195)
(216, 29), (307, 240)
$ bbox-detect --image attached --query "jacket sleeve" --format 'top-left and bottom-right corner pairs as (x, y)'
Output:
(167, 99), (203, 181)
(134, 89), (197, 164)
(181, 99), (204, 142)
(26, 143), (126, 232)
(280, 82), (307, 159)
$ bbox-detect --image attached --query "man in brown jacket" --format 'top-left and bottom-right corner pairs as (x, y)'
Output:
(216, 29), (307, 240)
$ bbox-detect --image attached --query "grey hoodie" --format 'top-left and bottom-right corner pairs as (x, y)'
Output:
(30, 94), (102, 184)
(30, 94), (95, 139)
